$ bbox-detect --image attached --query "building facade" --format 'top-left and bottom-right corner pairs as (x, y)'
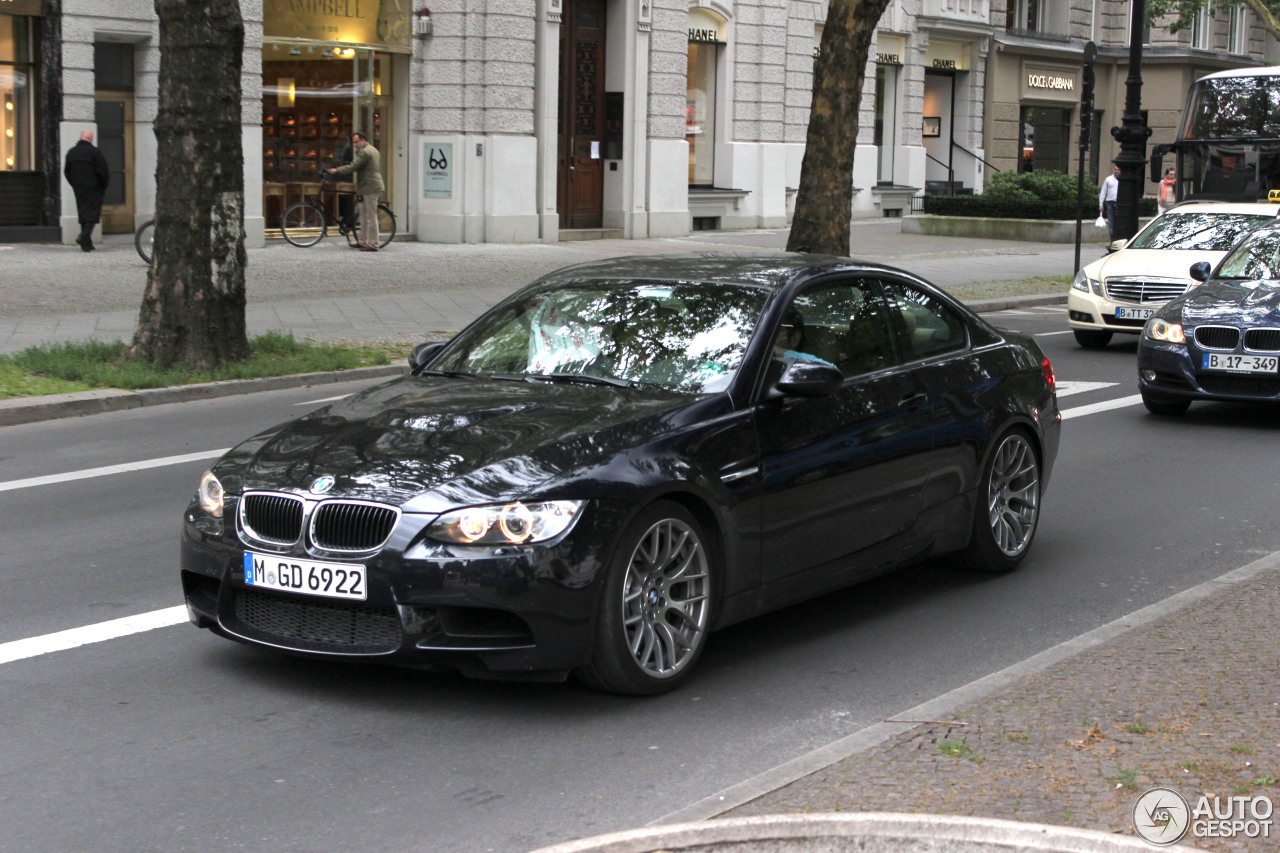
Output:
(1, 0), (1273, 247)
(986, 1), (1278, 190)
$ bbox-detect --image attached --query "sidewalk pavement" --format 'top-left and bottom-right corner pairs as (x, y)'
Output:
(13, 225), (1274, 852)
(0, 221), (1082, 355)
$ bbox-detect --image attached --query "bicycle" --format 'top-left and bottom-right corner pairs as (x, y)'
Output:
(280, 171), (396, 249)
(135, 218), (156, 263)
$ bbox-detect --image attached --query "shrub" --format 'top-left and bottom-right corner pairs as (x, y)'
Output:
(926, 170), (1157, 219)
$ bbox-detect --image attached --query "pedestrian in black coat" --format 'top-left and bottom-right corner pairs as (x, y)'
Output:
(64, 130), (110, 252)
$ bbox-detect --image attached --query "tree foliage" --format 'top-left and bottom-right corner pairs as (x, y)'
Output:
(787, 0), (894, 257)
(129, 0), (248, 371)
(1146, 0), (1280, 40)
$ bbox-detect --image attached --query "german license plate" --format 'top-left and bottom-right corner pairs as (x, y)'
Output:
(243, 552), (367, 601)
(1115, 306), (1155, 321)
(1201, 353), (1279, 373)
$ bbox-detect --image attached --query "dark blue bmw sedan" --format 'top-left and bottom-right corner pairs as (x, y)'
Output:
(181, 253), (1060, 694)
(1139, 221), (1280, 415)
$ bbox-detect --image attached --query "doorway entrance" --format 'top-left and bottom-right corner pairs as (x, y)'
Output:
(261, 43), (395, 230)
(557, 0), (607, 229)
(94, 93), (134, 234)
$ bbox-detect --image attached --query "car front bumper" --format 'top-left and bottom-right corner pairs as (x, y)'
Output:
(1138, 339), (1280, 405)
(180, 498), (635, 680)
(1066, 288), (1158, 336)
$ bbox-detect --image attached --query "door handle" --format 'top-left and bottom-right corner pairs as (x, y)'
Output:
(898, 392), (927, 409)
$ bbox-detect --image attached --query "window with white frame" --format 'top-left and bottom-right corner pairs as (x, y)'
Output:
(1191, 3), (1212, 50)
(1229, 5), (1247, 54)
(1128, 0), (1151, 45)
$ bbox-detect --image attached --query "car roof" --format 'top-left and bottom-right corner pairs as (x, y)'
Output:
(1163, 201), (1280, 216)
(531, 252), (922, 291)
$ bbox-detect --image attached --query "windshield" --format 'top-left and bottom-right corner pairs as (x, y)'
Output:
(1127, 211), (1272, 251)
(1181, 75), (1280, 140)
(432, 278), (769, 394)
(1214, 227), (1280, 279)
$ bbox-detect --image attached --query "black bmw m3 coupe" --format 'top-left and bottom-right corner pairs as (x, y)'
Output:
(181, 253), (1060, 694)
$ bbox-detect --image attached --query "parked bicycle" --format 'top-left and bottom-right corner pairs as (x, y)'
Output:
(281, 171), (396, 248)
(135, 218), (155, 263)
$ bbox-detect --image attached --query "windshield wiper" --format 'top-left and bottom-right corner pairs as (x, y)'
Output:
(419, 368), (478, 379)
(530, 372), (641, 389)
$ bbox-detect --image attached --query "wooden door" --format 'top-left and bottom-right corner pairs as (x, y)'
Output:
(94, 93), (134, 234)
(557, 0), (606, 229)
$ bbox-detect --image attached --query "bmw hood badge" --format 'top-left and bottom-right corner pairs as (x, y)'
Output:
(309, 475), (336, 495)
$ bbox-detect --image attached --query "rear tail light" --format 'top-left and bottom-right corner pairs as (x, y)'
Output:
(1041, 357), (1056, 394)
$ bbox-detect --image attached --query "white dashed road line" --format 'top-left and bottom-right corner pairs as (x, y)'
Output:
(0, 391), (1146, 665)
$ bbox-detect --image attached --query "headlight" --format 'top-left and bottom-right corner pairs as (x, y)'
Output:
(426, 500), (584, 545)
(1071, 270), (1090, 292)
(197, 471), (225, 518)
(1145, 318), (1185, 343)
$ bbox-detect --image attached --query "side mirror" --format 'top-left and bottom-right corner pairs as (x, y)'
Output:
(1107, 238), (1128, 253)
(409, 342), (446, 372)
(1189, 261), (1212, 283)
(775, 360), (844, 398)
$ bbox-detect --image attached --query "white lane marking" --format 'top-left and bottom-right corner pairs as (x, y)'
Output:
(296, 394), (350, 406)
(0, 449), (228, 493)
(0, 605), (188, 666)
(1055, 381), (1119, 398)
(0, 390), (1148, 665)
(1034, 330), (1074, 337)
(1061, 394), (1144, 419)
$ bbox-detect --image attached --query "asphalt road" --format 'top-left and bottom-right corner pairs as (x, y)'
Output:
(5, 307), (1280, 853)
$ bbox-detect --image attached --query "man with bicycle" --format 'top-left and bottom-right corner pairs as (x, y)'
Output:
(327, 131), (384, 252)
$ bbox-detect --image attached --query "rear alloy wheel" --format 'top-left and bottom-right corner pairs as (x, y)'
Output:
(1073, 329), (1113, 349)
(576, 502), (713, 695)
(1141, 391), (1190, 416)
(958, 429), (1041, 573)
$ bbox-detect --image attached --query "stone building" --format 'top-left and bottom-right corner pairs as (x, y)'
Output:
(0, 0), (1274, 247)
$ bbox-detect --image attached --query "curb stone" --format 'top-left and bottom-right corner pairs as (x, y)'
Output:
(0, 294), (1064, 427)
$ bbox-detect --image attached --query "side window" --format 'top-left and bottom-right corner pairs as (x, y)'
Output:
(883, 281), (967, 360)
(773, 279), (899, 377)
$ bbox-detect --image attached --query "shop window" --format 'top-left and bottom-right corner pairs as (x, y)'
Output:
(1019, 106), (1071, 174)
(874, 64), (898, 185)
(687, 8), (725, 187)
(0, 14), (37, 171)
(261, 42), (393, 228)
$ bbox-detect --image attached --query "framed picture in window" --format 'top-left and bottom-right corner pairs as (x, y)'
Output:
(922, 116), (941, 138)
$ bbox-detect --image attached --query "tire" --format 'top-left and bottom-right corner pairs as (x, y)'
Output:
(376, 204), (396, 248)
(1141, 391), (1190, 416)
(957, 429), (1041, 573)
(1073, 329), (1113, 349)
(280, 202), (326, 247)
(134, 219), (155, 264)
(345, 204), (395, 248)
(575, 502), (714, 695)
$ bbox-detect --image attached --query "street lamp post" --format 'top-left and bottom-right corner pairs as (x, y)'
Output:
(1110, 0), (1152, 242)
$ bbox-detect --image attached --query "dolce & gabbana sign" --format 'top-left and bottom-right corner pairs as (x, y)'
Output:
(1021, 63), (1079, 102)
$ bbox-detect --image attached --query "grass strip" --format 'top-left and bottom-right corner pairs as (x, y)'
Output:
(0, 331), (399, 400)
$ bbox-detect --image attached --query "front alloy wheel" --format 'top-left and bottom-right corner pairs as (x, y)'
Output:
(959, 430), (1041, 573)
(577, 502), (713, 694)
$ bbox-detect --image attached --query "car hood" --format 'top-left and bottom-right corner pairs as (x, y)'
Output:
(1083, 247), (1229, 283)
(213, 374), (706, 510)
(1180, 279), (1280, 327)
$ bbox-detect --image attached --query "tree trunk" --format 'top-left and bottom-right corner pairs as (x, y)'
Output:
(786, 0), (892, 257)
(130, 0), (248, 371)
